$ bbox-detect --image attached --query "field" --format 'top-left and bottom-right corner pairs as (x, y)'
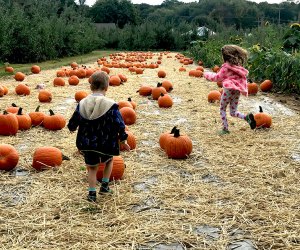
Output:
(0, 52), (300, 250)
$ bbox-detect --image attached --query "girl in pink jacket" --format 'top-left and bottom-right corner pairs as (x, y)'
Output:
(204, 45), (256, 134)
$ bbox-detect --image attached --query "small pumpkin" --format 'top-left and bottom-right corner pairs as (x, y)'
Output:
(208, 90), (221, 103)
(68, 75), (80, 86)
(76, 68), (86, 78)
(2, 86), (8, 95)
(254, 106), (272, 128)
(179, 67), (186, 72)
(31, 65), (41, 74)
(118, 100), (133, 110)
(189, 70), (203, 77)
(70, 62), (78, 69)
(16, 108), (32, 130)
(0, 86), (4, 97)
(159, 126), (177, 150)
(212, 65), (220, 72)
(118, 73), (127, 82)
(96, 155), (125, 181)
(152, 83), (167, 100)
(38, 89), (52, 102)
(0, 111), (19, 136)
(158, 93), (173, 108)
(101, 66), (110, 74)
(158, 70), (166, 78)
(6, 103), (19, 114)
(53, 77), (65, 86)
(15, 83), (30, 96)
(75, 91), (88, 102)
(120, 130), (136, 151)
(164, 129), (193, 159)
(109, 75), (121, 86)
(248, 81), (259, 95)
(161, 80), (173, 92)
(56, 70), (66, 77)
(29, 106), (45, 127)
(135, 68), (144, 74)
(119, 107), (136, 125)
(127, 97), (137, 110)
(43, 110), (66, 130)
(14, 72), (26, 81)
(0, 144), (19, 171)
(137, 85), (152, 96)
(260, 79), (273, 92)
(5, 66), (14, 73)
(32, 146), (69, 171)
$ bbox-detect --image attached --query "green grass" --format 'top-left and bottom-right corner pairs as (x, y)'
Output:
(0, 50), (115, 78)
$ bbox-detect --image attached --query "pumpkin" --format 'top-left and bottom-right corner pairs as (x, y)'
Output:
(76, 68), (86, 78)
(29, 106), (45, 127)
(85, 68), (94, 77)
(198, 60), (203, 66)
(5, 66), (14, 73)
(119, 107), (136, 125)
(32, 146), (69, 171)
(248, 81), (259, 95)
(70, 62), (78, 69)
(0, 86), (4, 97)
(189, 70), (203, 77)
(31, 65), (41, 74)
(152, 83), (167, 100)
(208, 90), (221, 103)
(254, 106), (272, 128)
(158, 70), (166, 78)
(118, 100), (133, 109)
(127, 97), (137, 110)
(53, 77), (65, 86)
(179, 67), (186, 72)
(101, 66), (110, 74)
(6, 103), (19, 114)
(0, 144), (19, 171)
(15, 83), (30, 96)
(16, 108), (32, 130)
(212, 65), (220, 72)
(38, 89), (52, 102)
(109, 75), (121, 86)
(43, 110), (66, 130)
(56, 70), (66, 77)
(137, 85), (152, 96)
(164, 129), (193, 159)
(2, 86), (8, 95)
(0, 111), (19, 136)
(14, 72), (26, 81)
(96, 156), (125, 181)
(118, 73), (127, 82)
(135, 68), (144, 74)
(120, 130), (136, 151)
(68, 75), (80, 86)
(158, 93), (173, 108)
(75, 91), (88, 102)
(161, 80), (173, 92)
(217, 81), (223, 88)
(159, 126), (177, 150)
(260, 79), (273, 92)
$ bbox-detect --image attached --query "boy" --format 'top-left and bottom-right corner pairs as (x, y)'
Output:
(68, 71), (130, 202)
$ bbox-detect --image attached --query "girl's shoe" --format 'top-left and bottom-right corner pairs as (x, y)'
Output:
(218, 129), (230, 135)
(245, 113), (256, 129)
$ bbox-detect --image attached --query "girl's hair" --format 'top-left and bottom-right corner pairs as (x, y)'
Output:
(90, 71), (109, 91)
(221, 45), (248, 66)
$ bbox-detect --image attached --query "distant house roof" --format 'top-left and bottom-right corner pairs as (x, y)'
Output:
(94, 23), (116, 31)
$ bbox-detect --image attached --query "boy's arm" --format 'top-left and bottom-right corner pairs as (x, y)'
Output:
(67, 105), (81, 132)
(114, 108), (128, 142)
(204, 67), (226, 82)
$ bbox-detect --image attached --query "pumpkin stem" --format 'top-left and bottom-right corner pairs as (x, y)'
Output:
(35, 105), (41, 112)
(160, 93), (165, 97)
(3, 110), (8, 115)
(157, 82), (163, 87)
(49, 109), (55, 116)
(62, 154), (70, 161)
(170, 126), (177, 134)
(12, 103), (18, 107)
(259, 106), (263, 113)
(174, 129), (181, 138)
(17, 107), (23, 115)
(248, 78), (253, 83)
(128, 97), (132, 102)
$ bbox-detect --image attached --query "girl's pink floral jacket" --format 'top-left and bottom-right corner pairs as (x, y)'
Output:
(204, 62), (249, 96)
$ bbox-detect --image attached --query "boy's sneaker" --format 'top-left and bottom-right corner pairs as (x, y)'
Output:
(99, 182), (113, 195)
(245, 113), (256, 129)
(87, 191), (96, 202)
(218, 129), (230, 135)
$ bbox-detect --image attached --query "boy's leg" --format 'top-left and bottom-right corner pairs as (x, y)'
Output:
(220, 89), (230, 131)
(87, 165), (99, 202)
(100, 158), (113, 194)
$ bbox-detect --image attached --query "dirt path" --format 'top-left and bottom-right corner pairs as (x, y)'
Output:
(0, 53), (299, 249)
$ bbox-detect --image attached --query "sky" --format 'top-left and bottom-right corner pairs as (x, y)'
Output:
(84, 0), (287, 6)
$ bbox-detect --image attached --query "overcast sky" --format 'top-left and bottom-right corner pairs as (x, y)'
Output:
(83, 0), (287, 6)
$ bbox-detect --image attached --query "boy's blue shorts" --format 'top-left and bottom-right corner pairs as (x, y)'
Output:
(81, 151), (113, 166)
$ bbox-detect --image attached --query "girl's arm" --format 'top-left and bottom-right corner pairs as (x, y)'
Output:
(204, 66), (227, 82)
(67, 105), (80, 132)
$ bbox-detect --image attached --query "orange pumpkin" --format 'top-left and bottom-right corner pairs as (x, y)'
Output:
(137, 85), (152, 96)
(6, 103), (19, 114)
(118, 100), (133, 109)
(208, 90), (221, 103)
(158, 70), (166, 78)
(76, 68), (86, 78)
(75, 91), (88, 102)
(161, 80), (173, 92)
(56, 70), (66, 77)
(31, 65), (41, 74)
(43, 110), (66, 130)
(159, 126), (176, 150)
(119, 107), (136, 125)
(15, 83), (30, 96)
(0, 144), (19, 171)
(14, 72), (26, 81)
(38, 90), (52, 102)
(32, 147), (69, 171)
(135, 68), (144, 74)
(2, 86), (8, 95)
(101, 66), (110, 74)
(29, 106), (45, 127)
(109, 75), (121, 86)
(120, 130), (136, 151)
(70, 62), (78, 69)
(16, 108), (32, 130)
(179, 67), (186, 72)
(0, 86), (4, 97)
(212, 65), (220, 72)
(68, 75), (80, 86)
(127, 97), (137, 110)
(189, 70), (203, 77)
(248, 82), (259, 95)
(152, 83), (167, 100)
(0, 111), (19, 136)
(118, 73), (127, 82)
(96, 156), (125, 181)
(5, 66), (14, 73)
(260, 79), (273, 92)
(53, 77), (65, 86)
(158, 93), (173, 108)
(254, 106), (272, 128)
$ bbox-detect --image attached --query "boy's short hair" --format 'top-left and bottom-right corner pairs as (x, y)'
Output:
(221, 45), (248, 66)
(90, 71), (109, 91)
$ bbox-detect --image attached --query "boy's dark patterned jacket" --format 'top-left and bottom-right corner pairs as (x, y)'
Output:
(67, 94), (128, 156)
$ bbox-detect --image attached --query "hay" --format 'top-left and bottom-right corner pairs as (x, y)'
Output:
(0, 53), (300, 249)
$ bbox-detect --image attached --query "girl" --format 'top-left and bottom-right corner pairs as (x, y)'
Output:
(204, 44), (256, 134)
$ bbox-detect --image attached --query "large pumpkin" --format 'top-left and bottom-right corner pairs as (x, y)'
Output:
(32, 147), (68, 171)
(248, 82), (259, 95)
(159, 126), (177, 150)
(16, 108), (32, 130)
(29, 106), (45, 127)
(161, 80), (173, 92)
(152, 83), (167, 100)
(68, 75), (80, 86)
(208, 90), (221, 103)
(137, 85), (152, 96)
(31, 65), (41, 74)
(0, 111), (19, 136)
(53, 77), (66, 87)
(15, 83), (30, 96)
(75, 91), (88, 102)
(260, 79), (273, 92)
(0, 144), (19, 171)
(43, 110), (66, 130)
(254, 106), (272, 128)
(119, 107), (136, 125)
(38, 90), (52, 102)
(14, 72), (26, 81)
(164, 129), (193, 159)
(158, 93), (173, 108)
(96, 156), (125, 181)
(109, 75), (121, 86)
